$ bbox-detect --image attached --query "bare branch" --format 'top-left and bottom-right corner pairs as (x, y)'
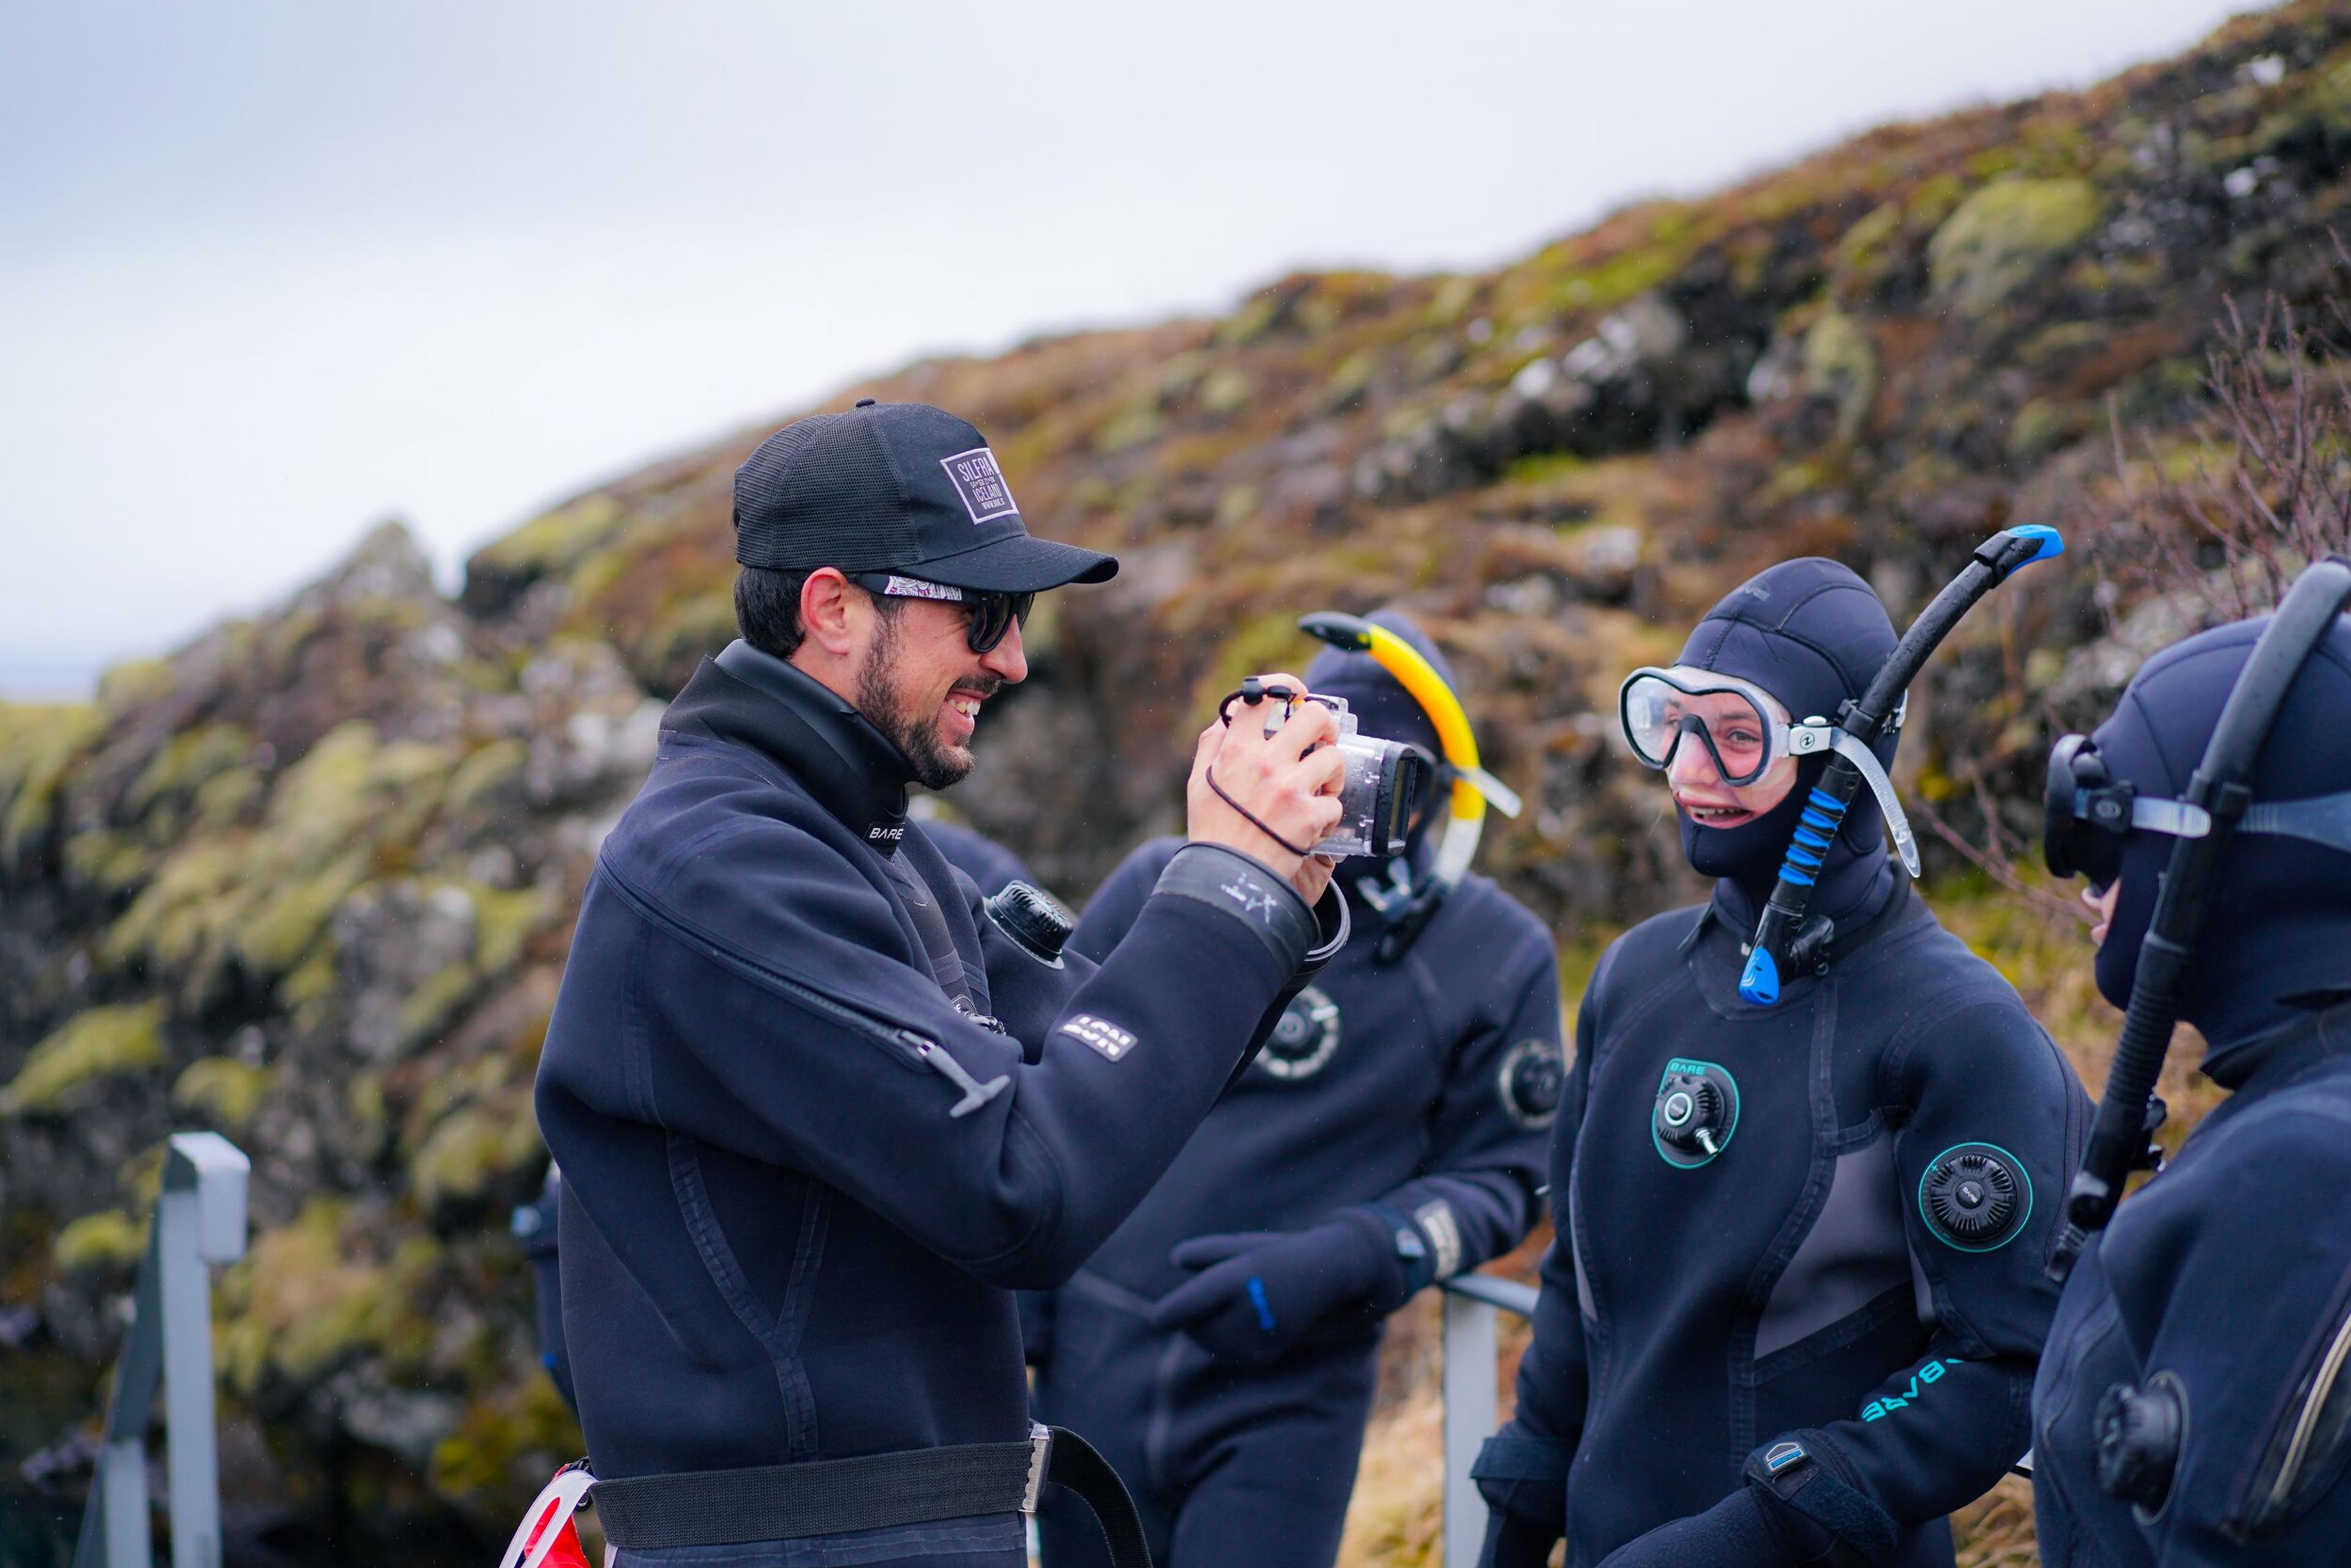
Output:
(1911, 793), (2091, 926)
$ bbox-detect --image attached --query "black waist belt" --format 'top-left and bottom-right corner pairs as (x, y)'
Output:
(590, 1424), (1149, 1568)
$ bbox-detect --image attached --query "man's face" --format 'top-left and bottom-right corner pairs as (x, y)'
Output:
(852, 593), (1029, 789)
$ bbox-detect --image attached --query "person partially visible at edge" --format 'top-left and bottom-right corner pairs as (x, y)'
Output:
(1029, 611), (1558, 1568)
(534, 399), (1351, 1568)
(2030, 609), (2351, 1564)
(1474, 557), (2090, 1568)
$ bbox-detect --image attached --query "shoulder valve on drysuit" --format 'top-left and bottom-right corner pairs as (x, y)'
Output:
(2045, 554), (2351, 1278)
(1299, 611), (1521, 963)
(1734, 525), (2065, 1006)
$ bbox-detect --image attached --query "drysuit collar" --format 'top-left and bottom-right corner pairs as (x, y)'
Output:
(1673, 558), (1899, 932)
(2089, 614), (2351, 1070)
(663, 639), (915, 853)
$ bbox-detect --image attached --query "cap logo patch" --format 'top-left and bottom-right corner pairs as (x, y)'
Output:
(940, 446), (1018, 525)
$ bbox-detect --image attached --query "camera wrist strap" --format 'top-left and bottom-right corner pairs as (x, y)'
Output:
(1204, 763), (1319, 859)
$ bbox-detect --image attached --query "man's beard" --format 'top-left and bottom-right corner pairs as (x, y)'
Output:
(853, 612), (977, 790)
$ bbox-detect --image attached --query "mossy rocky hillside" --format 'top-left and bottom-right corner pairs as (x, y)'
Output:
(5, 3), (2350, 1558)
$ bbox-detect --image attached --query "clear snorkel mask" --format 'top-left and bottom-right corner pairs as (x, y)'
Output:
(1618, 666), (1920, 876)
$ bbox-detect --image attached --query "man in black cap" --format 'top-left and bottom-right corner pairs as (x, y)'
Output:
(535, 401), (1352, 1568)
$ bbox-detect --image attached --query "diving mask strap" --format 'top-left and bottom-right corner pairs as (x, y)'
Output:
(2243, 789), (2351, 850)
(1791, 720), (1919, 877)
(1831, 731), (1920, 877)
(2109, 790), (2351, 851)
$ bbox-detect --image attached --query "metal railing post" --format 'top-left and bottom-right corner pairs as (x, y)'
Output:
(1441, 1291), (1496, 1566)
(1437, 1274), (1538, 1566)
(72, 1133), (249, 1568)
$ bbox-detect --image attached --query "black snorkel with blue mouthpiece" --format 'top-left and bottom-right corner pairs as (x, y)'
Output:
(1736, 525), (2066, 1006)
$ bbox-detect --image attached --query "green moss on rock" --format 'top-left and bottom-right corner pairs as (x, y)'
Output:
(430, 1370), (583, 1505)
(220, 1198), (429, 1394)
(3, 1001), (167, 1114)
(411, 1097), (542, 1210)
(0, 702), (105, 863)
(469, 885), (551, 977)
(1198, 368), (1255, 418)
(470, 495), (628, 580)
(234, 851), (369, 978)
(53, 1210), (147, 1274)
(173, 1057), (275, 1133)
(63, 829), (155, 895)
(443, 741), (528, 822)
(1927, 178), (2103, 316)
(127, 724), (254, 819)
(1803, 311), (1879, 440)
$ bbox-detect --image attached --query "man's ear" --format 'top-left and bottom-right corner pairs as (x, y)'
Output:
(798, 569), (863, 659)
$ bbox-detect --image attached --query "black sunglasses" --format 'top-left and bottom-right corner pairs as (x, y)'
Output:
(849, 573), (1033, 655)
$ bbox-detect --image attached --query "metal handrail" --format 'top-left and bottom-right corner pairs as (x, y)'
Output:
(1437, 1272), (1537, 1566)
(72, 1132), (250, 1568)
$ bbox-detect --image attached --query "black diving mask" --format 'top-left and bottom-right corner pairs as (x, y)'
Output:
(2044, 730), (2351, 891)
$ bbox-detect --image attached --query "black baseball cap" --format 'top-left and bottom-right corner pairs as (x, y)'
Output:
(733, 400), (1117, 592)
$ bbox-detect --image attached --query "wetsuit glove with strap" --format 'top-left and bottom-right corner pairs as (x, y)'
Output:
(1149, 1207), (1415, 1369)
(1593, 1483), (1842, 1568)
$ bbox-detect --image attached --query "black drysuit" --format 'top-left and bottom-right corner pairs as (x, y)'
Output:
(535, 642), (1341, 1568)
(1477, 558), (2090, 1567)
(1034, 838), (1556, 1568)
(1033, 612), (1557, 1568)
(2033, 614), (2351, 1566)
(921, 820), (1035, 898)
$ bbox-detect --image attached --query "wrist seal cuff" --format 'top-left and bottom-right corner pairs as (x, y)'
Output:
(1153, 844), (1319, 973)
(1745, 1435), (1899, 1563)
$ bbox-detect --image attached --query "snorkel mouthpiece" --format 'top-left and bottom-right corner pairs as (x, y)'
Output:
(1996, 523), (2066, 576)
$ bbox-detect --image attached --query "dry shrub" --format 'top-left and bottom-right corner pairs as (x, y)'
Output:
(2099, 258), (2351, 627)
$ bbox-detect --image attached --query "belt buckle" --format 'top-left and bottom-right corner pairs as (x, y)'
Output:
(1022, 1422), (1054, 1515)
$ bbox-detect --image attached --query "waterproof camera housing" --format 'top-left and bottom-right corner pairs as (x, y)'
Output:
(1297, 696), (1433, 859)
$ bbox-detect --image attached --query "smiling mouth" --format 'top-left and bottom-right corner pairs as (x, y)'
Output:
(947, 694), (983, 719)
(1680, 801), (1755, 825)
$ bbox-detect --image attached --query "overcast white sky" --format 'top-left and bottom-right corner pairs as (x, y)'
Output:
(1, 1), (2263, 697)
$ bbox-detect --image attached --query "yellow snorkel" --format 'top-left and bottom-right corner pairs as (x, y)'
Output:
(1300, 612), (1522, 961)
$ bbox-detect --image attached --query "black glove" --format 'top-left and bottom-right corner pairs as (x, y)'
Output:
(1593, 1484), (1839, 1568)
(1149, 1208), (1409, 1368)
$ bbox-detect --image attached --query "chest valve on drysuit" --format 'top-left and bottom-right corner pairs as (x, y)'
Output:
(2094, 1371), (2189, 1520)
(1651, 1058), (1741, 1168)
